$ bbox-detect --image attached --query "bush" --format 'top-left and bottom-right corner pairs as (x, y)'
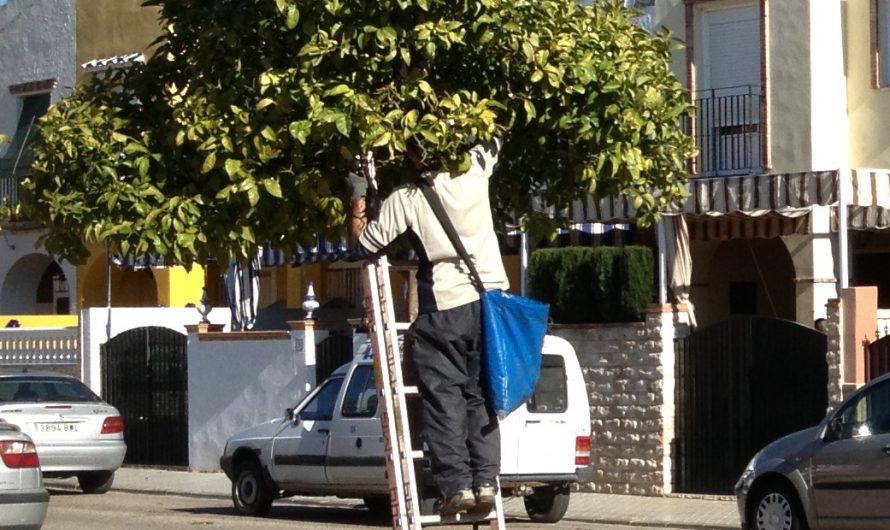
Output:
(528, 246), (654, 323)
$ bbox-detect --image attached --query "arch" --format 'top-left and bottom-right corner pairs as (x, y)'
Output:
(696, 238), (796, 327)
(0, 253), (69, 314)
(81, 257), (159, 308)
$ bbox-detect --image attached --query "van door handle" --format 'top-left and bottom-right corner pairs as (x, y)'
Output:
(525, 420), (541, 424)
(318, 428), (330, 434)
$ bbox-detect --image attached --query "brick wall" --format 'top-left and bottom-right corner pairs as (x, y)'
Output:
(551, 305), (690, 495)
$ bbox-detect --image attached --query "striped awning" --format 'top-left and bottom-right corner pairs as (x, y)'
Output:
(260, 237), (351, 267)
(112, 236), (350, 269)
(559, 171), (839, 224)
(848, 169), (890, 230)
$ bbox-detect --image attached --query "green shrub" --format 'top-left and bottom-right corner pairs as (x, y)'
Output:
(529, 246), (654, 323)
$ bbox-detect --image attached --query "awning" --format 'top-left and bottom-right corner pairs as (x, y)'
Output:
(559, 170), (839, 224)
(848, 169), (890, 230)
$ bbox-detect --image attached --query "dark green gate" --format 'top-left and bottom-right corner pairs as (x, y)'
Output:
(674, 317), (827, 494)
(101, 326), (188, 467)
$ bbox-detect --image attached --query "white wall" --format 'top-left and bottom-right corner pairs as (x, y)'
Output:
(0, 0), (75, 153)
(79, 306), (230, 394)
(187, 327), (325, 471)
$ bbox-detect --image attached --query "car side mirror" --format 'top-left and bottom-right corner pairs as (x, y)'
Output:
(825, 417), (844, 441)
(285, 407), (300, 424)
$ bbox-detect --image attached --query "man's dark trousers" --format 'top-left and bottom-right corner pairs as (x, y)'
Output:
(409, 299), (500, 499)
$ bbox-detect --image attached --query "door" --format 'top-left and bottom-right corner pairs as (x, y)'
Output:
(696, 4), (762, 175)
(327, 364), (386, 485)
(811, 379), (890, 527)
(270, 376), (344, 486)
(513, 353), (575, 474)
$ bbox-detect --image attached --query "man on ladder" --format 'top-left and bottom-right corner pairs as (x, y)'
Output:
(347, 138), (508, 525)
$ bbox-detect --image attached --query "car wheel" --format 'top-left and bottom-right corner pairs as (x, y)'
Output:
(363, 495), (392, 519)
(523, 484), (570, 523)
(77, 471), (115, 494)
(750, 484), (807, 530)
(232, 460), (274, 516)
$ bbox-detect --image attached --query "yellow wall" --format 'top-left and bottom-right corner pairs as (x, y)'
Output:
(75, 0), (162, 82)
(846, 0), (890, 167)
(0, 315), (78, 328)
(154, 266), (206, 307)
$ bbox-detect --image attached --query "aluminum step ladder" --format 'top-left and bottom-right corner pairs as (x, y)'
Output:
(357, 153), (506, 530)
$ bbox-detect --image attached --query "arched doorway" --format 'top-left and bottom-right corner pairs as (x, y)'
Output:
(81, 257), (159, 308)
(0, 254), (71, 314)
(695, 238), (796, 327)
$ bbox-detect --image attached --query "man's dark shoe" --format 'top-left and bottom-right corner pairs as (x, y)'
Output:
(472, 483), (497, 514)
(434, 488), (476, 516)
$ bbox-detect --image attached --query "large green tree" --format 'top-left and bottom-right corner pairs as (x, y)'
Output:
(25, 0), (694, 264)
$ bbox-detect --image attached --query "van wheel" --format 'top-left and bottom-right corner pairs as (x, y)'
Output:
(232, 460), (274, 516)
(77, 471), (115, 494)
(749, 484), (807, 530)
(524, 484), (570, 523)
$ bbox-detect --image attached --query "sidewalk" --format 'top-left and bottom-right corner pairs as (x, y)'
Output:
(46, 467), (740, 529)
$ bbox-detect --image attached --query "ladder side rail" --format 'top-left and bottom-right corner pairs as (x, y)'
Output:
(364, 259), (410, 529)
(377, 256), (424, 527)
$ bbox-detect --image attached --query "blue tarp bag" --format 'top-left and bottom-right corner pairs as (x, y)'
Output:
(418, 180), (550, 418)
(481, 289), (549, 418)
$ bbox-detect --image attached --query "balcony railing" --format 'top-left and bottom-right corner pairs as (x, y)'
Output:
(688, 85), (762, 177)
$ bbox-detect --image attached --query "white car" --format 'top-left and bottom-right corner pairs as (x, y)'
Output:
(0, 371), (127, 493)
(221, 335), (591, 523)
(0, 421), (48, 530)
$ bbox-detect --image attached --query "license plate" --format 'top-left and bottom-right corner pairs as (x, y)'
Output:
(37, 422), (78, 433)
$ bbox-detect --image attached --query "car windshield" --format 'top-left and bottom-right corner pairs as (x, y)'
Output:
(0, 377), (102, 404)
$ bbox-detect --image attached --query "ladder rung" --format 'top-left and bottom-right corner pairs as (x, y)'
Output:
(402, 385), (419, 395)
(418, 509), (498, 525)
(409, 449), (424, 460)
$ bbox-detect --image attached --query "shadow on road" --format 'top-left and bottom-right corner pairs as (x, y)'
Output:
(175, 504), (391, 527)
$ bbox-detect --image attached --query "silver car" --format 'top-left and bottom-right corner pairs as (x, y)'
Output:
(0, 421), (48, 529)
(736, 372), (890, 530)
(0, 371), (127, 493)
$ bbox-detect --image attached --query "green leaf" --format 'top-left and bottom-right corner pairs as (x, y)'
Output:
(201, 152), (216, 174)
(262, 178), (283, 198)
(285, 5), (300, 29)
(224, 159), (243, 178)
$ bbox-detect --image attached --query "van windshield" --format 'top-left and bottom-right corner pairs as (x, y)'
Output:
(527, 354), (567, 414)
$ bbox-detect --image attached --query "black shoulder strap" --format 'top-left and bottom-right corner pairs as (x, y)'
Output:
(417, 179), (485, 293)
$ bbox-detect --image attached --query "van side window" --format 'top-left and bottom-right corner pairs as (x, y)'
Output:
(527, 354), (567, 414)
(341, 365), (378, 418)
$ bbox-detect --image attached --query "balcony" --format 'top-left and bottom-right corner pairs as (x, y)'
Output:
(688, 85), (763, 177)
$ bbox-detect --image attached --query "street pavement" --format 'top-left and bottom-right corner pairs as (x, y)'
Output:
(45, 467), (740, 529)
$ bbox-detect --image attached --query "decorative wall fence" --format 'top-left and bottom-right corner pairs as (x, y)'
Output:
(0, 327), (79, 365)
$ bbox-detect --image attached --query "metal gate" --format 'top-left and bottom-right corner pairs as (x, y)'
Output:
(316, 330), (354, 384)
(866, 334), (890, 381)
(101, 326), (188, 467)
(675, 317), (827, 494)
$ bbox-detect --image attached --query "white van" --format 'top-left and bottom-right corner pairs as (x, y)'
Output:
(220, 334), (591, 523)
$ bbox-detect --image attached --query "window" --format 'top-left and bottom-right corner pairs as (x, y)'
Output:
(878, 0), (890, 87)
(833, 381), (890, 439)
(298, 378), (343, 421)
(527, 354), (568, 414)
(341, 366), (378, 418)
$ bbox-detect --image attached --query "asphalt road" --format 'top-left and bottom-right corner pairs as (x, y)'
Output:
(41, 488), (698, 530)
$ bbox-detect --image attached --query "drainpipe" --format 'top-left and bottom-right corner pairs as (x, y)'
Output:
(657, 219), (668, 304)
(837, 171), (849, 290)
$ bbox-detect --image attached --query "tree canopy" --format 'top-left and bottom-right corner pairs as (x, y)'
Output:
(25, 0), (694, 265)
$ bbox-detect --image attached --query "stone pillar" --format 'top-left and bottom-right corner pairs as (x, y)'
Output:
(824, 298), (843, 404)
(645, 303), (692, 495)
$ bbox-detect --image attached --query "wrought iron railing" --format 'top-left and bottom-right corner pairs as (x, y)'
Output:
(0, 173), (23, 210)
(0, 328), (79, 366)
(687, 85), (762, 177)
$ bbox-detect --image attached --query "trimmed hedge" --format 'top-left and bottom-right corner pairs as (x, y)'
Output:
(528, 246), (654, 323)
